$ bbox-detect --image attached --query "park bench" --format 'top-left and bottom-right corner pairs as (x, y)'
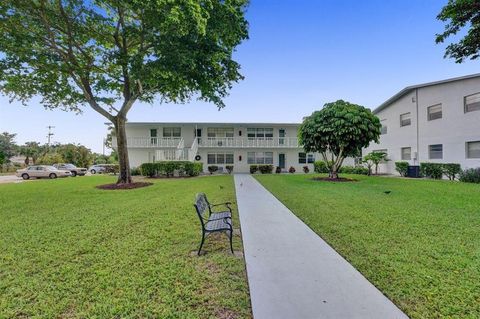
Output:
(193, 193), (234, 255)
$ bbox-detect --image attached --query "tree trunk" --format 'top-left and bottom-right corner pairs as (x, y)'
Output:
(114, 116), (132, 184)
(375, 164), (378, 175)
(329, 170), (339, 179)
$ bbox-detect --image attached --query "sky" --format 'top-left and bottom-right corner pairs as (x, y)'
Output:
(1, 0), (479, 153)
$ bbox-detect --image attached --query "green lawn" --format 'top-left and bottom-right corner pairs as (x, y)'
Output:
(0, 175), (251, 318)
(255, 174), (480, 319)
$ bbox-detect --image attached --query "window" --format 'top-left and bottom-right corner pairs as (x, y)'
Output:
(247, 152), (273, 164)
(428, 144), (443, 159)
(163, 127), (181, 137)
(207, 127), (234, 138)
(400, 112), (411, 127)
(401, 147), (411, 160)
(465, 92), (480, 113)
(298, 152), (306, 164)
(298, 153), (315, 164)
(466, 141), (480, 159)
(247, 128), (274, 139)
(380, 125), (387, 135)
(427, 104), (442, 121)
(207, 153), (234, 164)
(380, 120), (387, 134)
(150, 129), (157, 137)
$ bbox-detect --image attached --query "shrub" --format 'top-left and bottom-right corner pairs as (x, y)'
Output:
(130, 167), (141, 176)
(459, 168), (480, 183)
(275, 166), (282, 174)
(250, 165), (258, 174)
(395, 161), (409, 177)
(442, 163), (462, 180)
(303, 166), (309, 173)
(258, 164), (273, 174)
(225, 165), (234, 174)
(420, 163), (443, 179)
(207, 165), (218, 174)
(314, 161), (330, 173)
(140, 161), (202, 177)
(288, 166), (296, 173)
(37, 152), (64, 165)
(339, 166), (369, 175)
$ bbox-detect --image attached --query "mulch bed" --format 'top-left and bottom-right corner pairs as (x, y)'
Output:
(312, 177), (358, 182)
(96, 182), (153, 190)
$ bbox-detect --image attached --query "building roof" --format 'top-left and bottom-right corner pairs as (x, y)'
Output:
(126, 122), (301, 126)
(373, 73), (480, 114)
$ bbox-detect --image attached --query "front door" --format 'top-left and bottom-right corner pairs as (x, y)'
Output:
(196, 128), (202, 144)
(278, 153), (286, 169)
(279, 129), (285, 145)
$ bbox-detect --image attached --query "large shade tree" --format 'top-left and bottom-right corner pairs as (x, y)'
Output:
(299, 100), (381, 179)
(0, 0), (249, 184)
(436, 0), (480, 62)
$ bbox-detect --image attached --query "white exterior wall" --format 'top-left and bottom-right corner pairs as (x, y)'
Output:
(123, 122), (354, 173)
(364, 76), (480, 174)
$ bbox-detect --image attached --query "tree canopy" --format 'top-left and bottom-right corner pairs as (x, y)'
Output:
(436, 0), (480, 62)
(0, 132), (17, 162)
(0, 0), (249, 184)
(299, 100), (381, 179)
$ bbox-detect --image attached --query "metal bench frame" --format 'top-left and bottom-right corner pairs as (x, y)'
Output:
(194, 193), (234, 255)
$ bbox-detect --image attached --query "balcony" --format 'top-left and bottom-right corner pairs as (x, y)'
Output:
(198, 137), (299, 148)
(124, 137), (182, 148)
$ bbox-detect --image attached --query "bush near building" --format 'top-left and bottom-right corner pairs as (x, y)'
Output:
(249, 165), (258, 174)
(225, 165), (234, 174)
(258, 165), (273, 174)
(140, 162), (202, 177)
(420, 163), (462, 180)
(459, 168), (480, 184)
(395, 162), (409, 177)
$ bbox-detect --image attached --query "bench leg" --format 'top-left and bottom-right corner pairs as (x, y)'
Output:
(198, 232), (206, 256)
(228, 230), (234, 254)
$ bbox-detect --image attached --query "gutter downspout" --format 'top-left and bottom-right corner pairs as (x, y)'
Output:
(415, 88), (419, 165)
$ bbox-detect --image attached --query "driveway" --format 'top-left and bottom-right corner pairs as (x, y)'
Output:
(0, 175), (23, 184)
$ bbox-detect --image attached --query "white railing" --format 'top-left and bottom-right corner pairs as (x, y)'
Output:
(156, 149), (190, 161)
(189, 137), (199, 161)
(126, 137), (182, 148)
(198, 137), (299, 148)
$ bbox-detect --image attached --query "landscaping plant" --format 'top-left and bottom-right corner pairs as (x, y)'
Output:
(208, 166), (219, 175)
(442, 163), (462, 180)
(299, 100), (381, 179)
(363, 151), (388, 175)
(303, 166), (310, 174)
(459, 167), (480, 183)
(258, 165), (274, 174)
(225, 165), (234, 174)
(395, 161), (409, 177)
(288, 166), (296, 173)
(249, 165), (258, 174)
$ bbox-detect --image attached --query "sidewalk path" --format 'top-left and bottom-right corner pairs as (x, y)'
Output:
(234, 174), (408, 319)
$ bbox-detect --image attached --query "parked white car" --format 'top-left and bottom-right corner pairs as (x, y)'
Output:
(88, 164), (106, 174)
(16, 165), (72, 180)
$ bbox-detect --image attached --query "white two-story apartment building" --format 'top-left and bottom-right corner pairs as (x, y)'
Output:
(121, 122), (328, 173)
(364, 73), (480, 174)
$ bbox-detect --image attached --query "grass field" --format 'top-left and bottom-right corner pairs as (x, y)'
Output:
(0, 175), (251, 318)
(255, 174), (480, 319)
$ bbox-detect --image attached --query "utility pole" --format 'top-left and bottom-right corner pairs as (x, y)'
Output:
(46, 126), (55, 150)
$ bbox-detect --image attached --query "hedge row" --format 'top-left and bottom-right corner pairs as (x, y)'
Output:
(250, 164), (274, 174)
(420, 162), (461, 180)
(140, 161), (203, 177)
(314, 161), (368, 175)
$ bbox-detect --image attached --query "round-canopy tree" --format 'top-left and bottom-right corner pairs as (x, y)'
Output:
(0, 0), (249, 184)
(299, 100), (381, 179)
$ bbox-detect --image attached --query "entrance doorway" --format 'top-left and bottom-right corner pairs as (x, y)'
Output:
(278, 153), (286, 169)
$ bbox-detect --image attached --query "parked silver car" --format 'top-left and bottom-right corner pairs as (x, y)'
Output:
(16, 165), (72, 180)
(53, 163), (87, 177)
(88, 164), (106, 174)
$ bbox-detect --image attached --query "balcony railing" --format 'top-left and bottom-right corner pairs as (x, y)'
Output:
(125, 137), (182, 148)
(198, 137), (299, 148)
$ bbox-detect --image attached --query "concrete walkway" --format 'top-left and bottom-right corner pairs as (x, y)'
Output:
(234, 174), (408, 319)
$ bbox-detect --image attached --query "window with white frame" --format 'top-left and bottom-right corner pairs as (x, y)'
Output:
(207, 153), (234, 164)
(465, 92), (480, 113)
(401, 147), (411, 160)
(163, 127), (181, 137)
(466, 141), (480, 159)
(247, 152), (273, 164)
(247, 128), (274, 139)
(400, 112), (411, 127)
(298, 152), (315, 164)
(428, 144), (443, 159)
(427, 104), (442, 121)
(380, 120), (387, 135)
(207, 127), (234, 138)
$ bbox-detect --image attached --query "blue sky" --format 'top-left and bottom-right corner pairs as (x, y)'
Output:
(0, 0), (478, 153)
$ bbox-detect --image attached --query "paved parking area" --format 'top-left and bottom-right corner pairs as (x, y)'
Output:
(0, 175), (23, 184)
(234, 174), (408, 319)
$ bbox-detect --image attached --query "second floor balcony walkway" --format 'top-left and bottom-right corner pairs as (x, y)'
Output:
(123, 137), (300, 148)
